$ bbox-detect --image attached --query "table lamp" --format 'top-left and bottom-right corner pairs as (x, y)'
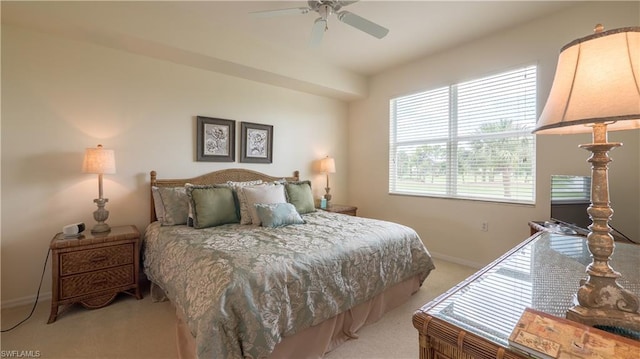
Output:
(82, 144), (116, 233)
(319, 156), (336, 202)
(534, 25), (640, 331)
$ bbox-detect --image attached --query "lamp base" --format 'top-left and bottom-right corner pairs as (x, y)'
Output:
(563, 124), (640, 333)
(91, 222), (111, 234)
(91, 197), (111, 234)
(324, 187), (332, 202)
(567, 304), (640, 332)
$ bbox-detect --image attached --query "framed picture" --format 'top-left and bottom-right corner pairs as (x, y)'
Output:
(196, 116), (235, 162)
(240, 122), (273, 163)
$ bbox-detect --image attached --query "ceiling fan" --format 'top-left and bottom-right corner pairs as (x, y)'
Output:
(251, 0), (389, 45)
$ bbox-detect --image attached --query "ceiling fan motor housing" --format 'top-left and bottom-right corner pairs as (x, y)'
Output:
(308, 1), (347, 13)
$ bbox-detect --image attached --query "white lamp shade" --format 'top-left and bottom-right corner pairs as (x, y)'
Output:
(535, 26), (640, 135)
(82, 144), (116, 174)
(319, 157), (336, 173)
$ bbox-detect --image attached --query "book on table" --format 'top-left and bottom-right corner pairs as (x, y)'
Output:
(508, 308), (640, 359)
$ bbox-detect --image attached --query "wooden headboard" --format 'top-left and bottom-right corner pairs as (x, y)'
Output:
(150, 168), (300, 223)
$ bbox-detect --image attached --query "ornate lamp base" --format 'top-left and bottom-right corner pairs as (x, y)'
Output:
(324, 187), (332, 202)
(91, 222), (111, 233)
(91, 197), (111, 233)
(568, 305), (640, 332)
(566, 123), (640, 332)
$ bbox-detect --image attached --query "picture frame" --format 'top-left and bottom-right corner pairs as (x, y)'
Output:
(196, 116), (235, 162)
(240, 122), (273, 163)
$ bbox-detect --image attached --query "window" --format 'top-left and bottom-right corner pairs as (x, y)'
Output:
(389, 66), (537, 203)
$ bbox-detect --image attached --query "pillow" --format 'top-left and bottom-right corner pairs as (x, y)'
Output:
(185, 183), (195, 227)
(151, 186), (165, 222)
(241, 184), (287, 225)
(186, 186), (239, 229)
(155, 186), (189, 226)
(255, 203), (305, 228)
(185, 183), (231, 227)
(285, 181), (316, 214)
(227, 180), (263, 224)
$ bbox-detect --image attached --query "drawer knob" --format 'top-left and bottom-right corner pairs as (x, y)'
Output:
(90, 255), (108, 262)
(92, 278), (108, 286)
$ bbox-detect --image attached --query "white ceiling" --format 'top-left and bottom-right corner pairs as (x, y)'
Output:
(235, 0), (576, 75)
(2, 1), (579, 100)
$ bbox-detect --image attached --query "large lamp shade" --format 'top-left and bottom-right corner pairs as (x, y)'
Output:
(82, 145), (116, 174)
(319, 157), (336, 173)
(535, 26), (640, 134)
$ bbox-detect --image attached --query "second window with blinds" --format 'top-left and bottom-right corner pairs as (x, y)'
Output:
(389, 65), (537, 204)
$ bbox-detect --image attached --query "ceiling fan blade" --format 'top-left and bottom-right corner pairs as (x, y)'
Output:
(250, 7), (311, 18)
(336, 1), (360, 7)
(310, 18), (327, 46)
(337, 11), (389, 39)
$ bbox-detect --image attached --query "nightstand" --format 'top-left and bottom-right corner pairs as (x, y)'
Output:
(48, 225), (142, 323)
(322, 204), (358, 216)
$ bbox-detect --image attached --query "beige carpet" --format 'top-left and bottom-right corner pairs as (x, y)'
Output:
(1, 258), (476, 359)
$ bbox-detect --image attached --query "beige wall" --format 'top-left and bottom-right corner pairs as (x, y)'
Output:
(2, 2), (639, 307)
(348, 1), (640, 267)
(1, 24), (348, 306)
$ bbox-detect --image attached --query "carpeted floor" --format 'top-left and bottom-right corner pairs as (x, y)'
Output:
(1, 258), (476, 359)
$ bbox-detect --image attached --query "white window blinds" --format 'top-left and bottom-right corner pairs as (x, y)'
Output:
(390, 66), (537, 203)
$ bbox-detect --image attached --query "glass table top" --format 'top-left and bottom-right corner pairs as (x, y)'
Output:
(422, 231), (640, 347)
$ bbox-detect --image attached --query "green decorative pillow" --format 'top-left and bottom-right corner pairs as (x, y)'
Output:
(285, 181), (316, 214)
(185, 183), (232, 227)
(187, 186), (239, 229)
(255, 203), (305, 228)
(156, 186), (189, 226)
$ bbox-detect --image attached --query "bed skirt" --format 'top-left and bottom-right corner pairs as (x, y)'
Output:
(165, 274), (422, 359)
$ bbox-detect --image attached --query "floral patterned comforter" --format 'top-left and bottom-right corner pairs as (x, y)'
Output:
(142, 210), (434, 359)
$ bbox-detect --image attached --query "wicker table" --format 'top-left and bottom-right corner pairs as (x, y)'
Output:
(412, 231), (640, 359)
(48, 225), (142, 323)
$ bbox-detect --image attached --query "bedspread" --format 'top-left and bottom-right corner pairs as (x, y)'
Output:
(143, 210), (434, 359)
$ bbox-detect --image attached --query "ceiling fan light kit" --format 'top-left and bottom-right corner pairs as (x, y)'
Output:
(251, 0), (389, 45)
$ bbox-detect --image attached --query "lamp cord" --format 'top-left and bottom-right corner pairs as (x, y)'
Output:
(1, 248), (50, 332)
(610, 224), (638, 245)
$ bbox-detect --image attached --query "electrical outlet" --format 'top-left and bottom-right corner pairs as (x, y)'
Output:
(481, 222), (489, 232)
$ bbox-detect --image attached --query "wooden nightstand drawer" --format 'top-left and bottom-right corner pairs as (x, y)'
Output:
(60, 243), (133, 275)
(60, 265), (134, 299)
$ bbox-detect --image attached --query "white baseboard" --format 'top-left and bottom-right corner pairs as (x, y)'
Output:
(1, 292), (51, 310)
(429, 251), (484, 269)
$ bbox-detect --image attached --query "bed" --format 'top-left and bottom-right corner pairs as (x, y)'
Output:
(143, 168), (435, 359)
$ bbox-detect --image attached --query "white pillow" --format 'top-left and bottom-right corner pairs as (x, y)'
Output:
(227, 180), (263, 224)
(241, 184), (287, 225)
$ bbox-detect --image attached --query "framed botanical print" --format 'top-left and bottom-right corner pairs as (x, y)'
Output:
(196, 116), (235, 162)
(240, 122), (273, 163)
